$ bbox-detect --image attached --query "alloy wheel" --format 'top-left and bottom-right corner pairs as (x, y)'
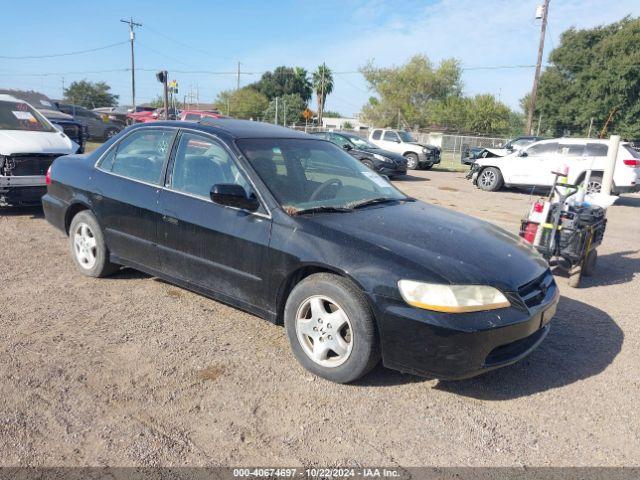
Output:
(73, 222), (98, 270)
(480, 169), (496, 188)
(295, 295), (353, 368)
(586, 180), (602, 195)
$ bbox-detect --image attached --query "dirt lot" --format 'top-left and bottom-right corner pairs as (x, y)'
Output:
(1, 170), (639, 467)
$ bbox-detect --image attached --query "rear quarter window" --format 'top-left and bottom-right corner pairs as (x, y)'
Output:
(585, 143), (609, 157)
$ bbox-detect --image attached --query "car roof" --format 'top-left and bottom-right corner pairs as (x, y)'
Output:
(535, 137), (609, 145)
(135, 118), (311, 140)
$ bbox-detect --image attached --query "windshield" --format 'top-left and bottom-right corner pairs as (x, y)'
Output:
(0, 101), (55, 132)
(345, 135), (379, 150)
(237, 138), (406, 213)
(397, 131), (416, 142)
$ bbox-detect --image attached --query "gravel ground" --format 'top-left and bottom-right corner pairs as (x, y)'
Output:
(0, 170), (638, 467)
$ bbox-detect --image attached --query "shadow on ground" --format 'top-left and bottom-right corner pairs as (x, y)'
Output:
(0, 206), (44, 219)
(396, 174), (429, 182)
(614, 195), (640, 207)
(357, 296), (622, 399)
(579, 250), (640, 287)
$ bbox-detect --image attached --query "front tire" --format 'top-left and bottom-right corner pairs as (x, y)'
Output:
(69, 210), (119, 278)
(478, 167), (504, 191)
(284, 273), (380, 383)
(404, 153), (419, 170)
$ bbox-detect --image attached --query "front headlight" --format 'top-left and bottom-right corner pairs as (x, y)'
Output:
(373, 153), (392, 163)
(422, 147), (428, 154)
(397, 280), (511, 313)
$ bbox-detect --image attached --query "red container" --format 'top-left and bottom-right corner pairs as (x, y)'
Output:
(520, 221), (538, 244)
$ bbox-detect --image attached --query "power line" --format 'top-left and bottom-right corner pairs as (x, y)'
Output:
(0, 41), (128, 59)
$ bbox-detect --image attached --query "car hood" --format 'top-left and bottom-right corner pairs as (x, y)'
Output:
(484, 147), (509, 156)
(408, 142), (438, 150)
(304, 201), (547, 290)
(39, 109), (74, 121)
(0, 130), (78, 155)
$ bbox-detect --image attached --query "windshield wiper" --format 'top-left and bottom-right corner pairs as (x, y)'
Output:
(349, 197), (410, 209)
(291, 205), (353, 215)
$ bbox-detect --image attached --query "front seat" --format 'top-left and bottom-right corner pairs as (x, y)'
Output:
(176, 155), (223, 198)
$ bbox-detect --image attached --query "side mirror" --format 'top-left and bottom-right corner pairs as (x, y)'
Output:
(518, 151), (528, 157)
(210, 184), (259, 211)
(342, 143), (353, 151)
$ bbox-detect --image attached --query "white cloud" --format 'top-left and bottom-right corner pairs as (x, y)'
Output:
(242, 0), (639, 116)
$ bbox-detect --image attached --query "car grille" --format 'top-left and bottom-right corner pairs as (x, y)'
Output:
(517, 270), (554, 309)
(4, 154), (59, 176)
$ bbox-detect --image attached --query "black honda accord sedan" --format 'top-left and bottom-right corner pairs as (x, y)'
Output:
(43, 119), (558, 383)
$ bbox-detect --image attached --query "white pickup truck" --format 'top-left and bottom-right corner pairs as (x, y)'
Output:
(369, 128), (440, 170)
(469, 138), (640, 194)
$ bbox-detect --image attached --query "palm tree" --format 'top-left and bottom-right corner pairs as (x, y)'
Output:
(312, 63), (334, 126)
(294, 67), (313, 103)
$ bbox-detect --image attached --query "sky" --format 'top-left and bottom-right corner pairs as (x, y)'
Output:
(1, 0), (638, 117)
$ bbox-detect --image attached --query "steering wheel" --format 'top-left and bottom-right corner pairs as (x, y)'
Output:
(309, 178), (343, 201)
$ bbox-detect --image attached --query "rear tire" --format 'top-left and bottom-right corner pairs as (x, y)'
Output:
(584, 173), (603, 195)
(284, 273), (380, 383)
(69, 210), (119, 278)
(478, 167), (504, 192)
(404, 153), (419, 170)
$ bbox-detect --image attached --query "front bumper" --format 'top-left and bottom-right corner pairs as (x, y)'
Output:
(378, 164), (407, 177)
(372, 273), (559, 379)
(419, 151), (441, 166)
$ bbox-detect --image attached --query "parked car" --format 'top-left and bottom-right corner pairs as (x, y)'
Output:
(0, 94), (78, 206)
(369, 128), (440, 170)
(127, 107), (180, 125)
(43, 119), (557, 383)
(57, 103), (122, 141)
(469, 138), (640, 194)
(462, 136), (546, 165)
(0, 90), (87, 152)
(93, 106), (128, 127)
(179, 109), (223, 121)
(311, 131), (407, 177)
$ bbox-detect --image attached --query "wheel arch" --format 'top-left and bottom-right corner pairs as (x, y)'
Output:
(402, 150), (420, 157)
(274, 264), (367, 325)
(64, 201), (92, 235)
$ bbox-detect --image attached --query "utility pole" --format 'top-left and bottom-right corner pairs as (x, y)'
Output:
(237, 61), (241, 90)
(319, 63), (326, 127)
(120, 17), (142, 111)
(526, 0), (549, 135)
(283, 99), (287, 126)
(536, 115), (542, 136)
(274, 97), (279, 124)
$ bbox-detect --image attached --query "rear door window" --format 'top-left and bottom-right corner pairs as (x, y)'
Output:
(371, 130), (382, 140)
(585, 143), (609, 157)
(99, 128), (175, 184)
(383, 131), (399, 142)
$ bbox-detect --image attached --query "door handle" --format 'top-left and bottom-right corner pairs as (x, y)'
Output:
(162, 215), (179, 225)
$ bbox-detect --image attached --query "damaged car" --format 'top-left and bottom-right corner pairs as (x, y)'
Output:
(462, 136), (545, 165)
(43, 119), (558, 383)
(0, 94), (78, 206)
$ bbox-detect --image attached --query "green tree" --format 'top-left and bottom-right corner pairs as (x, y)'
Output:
(529, 16), (640, 138)
(249, 66), (312, 102)
(342, 121), (354, 130)
(360, 55), (463, 128)
(263, 93), (307, 125)
(213, 87), (269, 119)
(322, 110), (342, 118)
(63, 80), (118, 108)
(312, 63), (334, 125)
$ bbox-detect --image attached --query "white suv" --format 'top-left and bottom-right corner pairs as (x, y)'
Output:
(470, 138), (640, 194)
(369, 129), (440, 170)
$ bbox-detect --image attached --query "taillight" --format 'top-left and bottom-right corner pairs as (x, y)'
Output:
(623, 159), (640, 167)
(45, 166), (52, 185)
